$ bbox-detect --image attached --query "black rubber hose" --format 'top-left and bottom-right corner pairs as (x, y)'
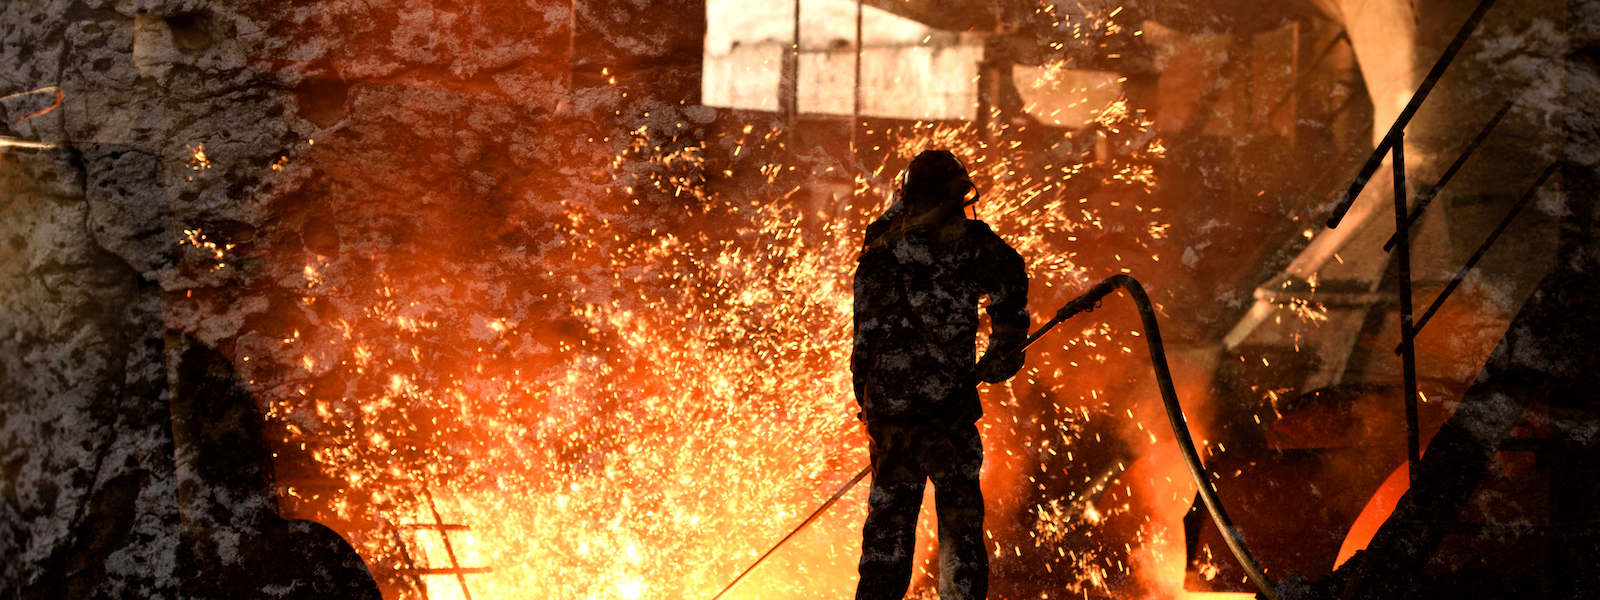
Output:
(1074, 275), (1280, 600)
(710, 274), (1279, 600)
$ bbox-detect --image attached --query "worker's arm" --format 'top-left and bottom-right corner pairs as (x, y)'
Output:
(850, 251), (881, 407)
(971, 223), (1029, 383)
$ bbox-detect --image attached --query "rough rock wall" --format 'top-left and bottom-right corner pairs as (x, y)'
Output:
(0, 148), (175, 598)
(1561, 0), (1600, 270)
(0, 0), (377, 597)
(2, 0), (708, 596)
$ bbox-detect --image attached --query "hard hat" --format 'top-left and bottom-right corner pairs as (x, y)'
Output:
(901, 149), (979, 213)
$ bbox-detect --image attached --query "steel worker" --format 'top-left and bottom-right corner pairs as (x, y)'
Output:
(851, 149), (1029, 600)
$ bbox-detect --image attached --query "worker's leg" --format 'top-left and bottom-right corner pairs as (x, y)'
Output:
(924, 420), (987, 600)
(857, 420), (927, 600)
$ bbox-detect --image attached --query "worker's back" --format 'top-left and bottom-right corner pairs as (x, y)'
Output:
(851, 218), (1028, 424)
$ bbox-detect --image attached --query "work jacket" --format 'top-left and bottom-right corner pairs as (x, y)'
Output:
(851, 219), (1029, 423)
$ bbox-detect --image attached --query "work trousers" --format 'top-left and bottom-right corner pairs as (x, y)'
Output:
(855, 419), (987, 600)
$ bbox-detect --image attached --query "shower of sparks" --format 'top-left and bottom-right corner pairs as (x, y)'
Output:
(1271, 274), (1330, 354)
(186, 142), (212, 180)
(250, 88), (1184, 600)
(179, 228), (235, 272)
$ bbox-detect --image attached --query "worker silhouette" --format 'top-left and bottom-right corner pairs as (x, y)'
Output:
(852, 150), (1029, 600)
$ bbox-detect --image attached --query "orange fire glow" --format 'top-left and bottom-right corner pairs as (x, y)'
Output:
(250, 72), (1191, 599)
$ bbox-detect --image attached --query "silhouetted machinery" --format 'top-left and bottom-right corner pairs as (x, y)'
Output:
(1182, 1), (1600, 597)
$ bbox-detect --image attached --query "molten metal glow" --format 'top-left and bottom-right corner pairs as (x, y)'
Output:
(258, 86), (1196, 599)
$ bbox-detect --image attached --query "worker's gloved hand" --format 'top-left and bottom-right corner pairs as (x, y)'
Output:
(975, 349), (1025, 383)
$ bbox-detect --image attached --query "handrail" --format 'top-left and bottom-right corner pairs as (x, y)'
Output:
(1394, 161), (1558, 353)
(1326, 0), (1499, 229)
(1381, 56), (1559, 252)
(1391, 137), (1423, 483)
